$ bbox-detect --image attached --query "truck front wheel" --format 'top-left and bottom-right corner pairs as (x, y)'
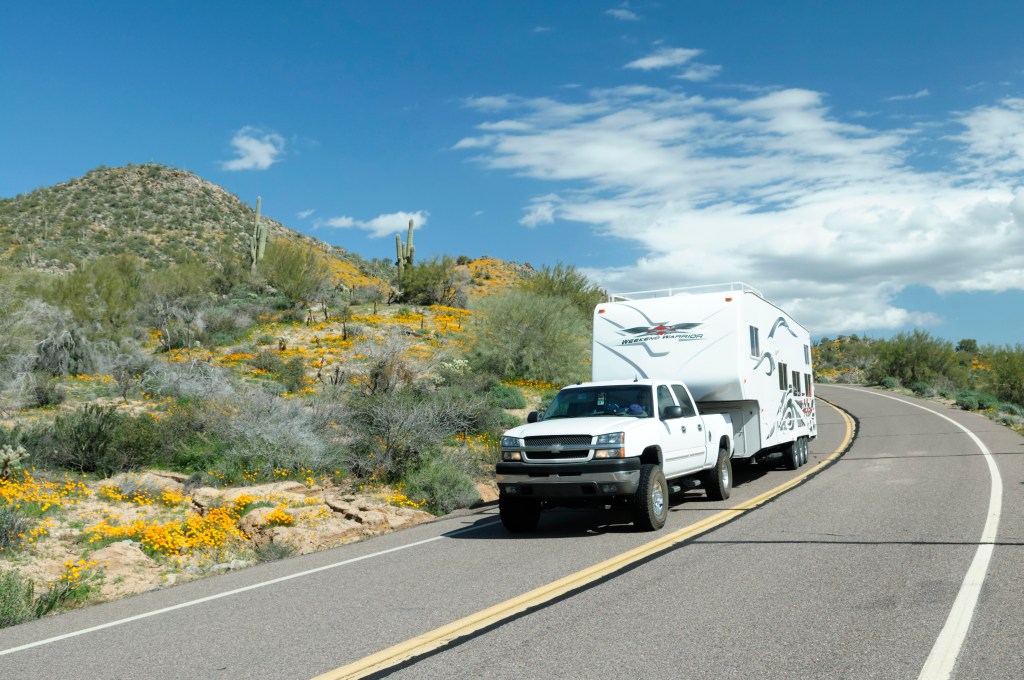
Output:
(632, 464), (668, 531)
(499, 497), (541, 533)
(703, 446), (732, 501)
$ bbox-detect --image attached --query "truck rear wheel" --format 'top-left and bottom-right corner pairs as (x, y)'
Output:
(632, 464), (668, 531)
(703, 446), (732, 501)
(499, 497), (541, 533)
(783, 440), (800, 470)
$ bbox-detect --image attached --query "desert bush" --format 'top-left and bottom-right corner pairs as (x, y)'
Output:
(488, 383), (527, 410)
(215, 390), (342, 474)
(396, 256), (468, 307)
(467, 289), (589, 385)
(403, 451), (480, 515)
(986, 345), (1024, 407)
(499, 412), (522, 429)
(0, 506), (34, 552)
(42, 404), (122, 474)
(0, 569), (34, 629)
(518, 262), (604, 317)
(23, 372), (66, 408)
(250, 350), (286, 376)
(910, 381), (934, 397)
(261, 239), (330, 306)
(343, 386), (492, 481)
(281, 357), (308, 393)
(254, 541), (295, 563)
(867, 331), (963, 387)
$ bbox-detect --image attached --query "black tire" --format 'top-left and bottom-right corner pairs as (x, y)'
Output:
(703, 446), (733, 501)
(799, 437), (808, 466)
(632, 464), (669, 531)
(783, 440), (800, 470)
(499, 497), (541, 533)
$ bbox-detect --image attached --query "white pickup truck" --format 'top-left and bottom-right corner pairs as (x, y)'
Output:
(497, 379), (734, 532)
(496, 282), (816, 533)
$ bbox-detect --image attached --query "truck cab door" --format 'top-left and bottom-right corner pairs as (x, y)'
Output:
(659, 384), (708, 476)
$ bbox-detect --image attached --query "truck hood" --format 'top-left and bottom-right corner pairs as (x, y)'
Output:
(504, 416), (649, 439)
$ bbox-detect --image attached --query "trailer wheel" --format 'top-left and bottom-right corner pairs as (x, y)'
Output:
(499, 497), (541, 533)
(703, 446), (732, 501)
(783, 440), (800, 470)
(799, 437), (809, 466)
(632, 464), (668, 531)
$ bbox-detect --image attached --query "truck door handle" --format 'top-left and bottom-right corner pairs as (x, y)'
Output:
(680, 425), (686, 433)
(697, 424), (703, 431)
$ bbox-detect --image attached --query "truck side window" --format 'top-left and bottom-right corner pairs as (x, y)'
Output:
(670, 384), (697, 417)
(656, 385), (675, 419)
(749, 325), (760, 357)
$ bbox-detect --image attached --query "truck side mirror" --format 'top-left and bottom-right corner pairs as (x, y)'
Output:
(527, 411), (541, 423)
(661, 405), (684, 420)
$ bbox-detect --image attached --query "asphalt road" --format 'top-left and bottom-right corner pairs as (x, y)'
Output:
(1, 386), (1021, 679)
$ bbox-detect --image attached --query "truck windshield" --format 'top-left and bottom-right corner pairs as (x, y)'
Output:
(542, 386), (653, 419)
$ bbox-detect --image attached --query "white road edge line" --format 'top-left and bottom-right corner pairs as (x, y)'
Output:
(836, 387), (1002, 680)
(0, 518), (500, 657)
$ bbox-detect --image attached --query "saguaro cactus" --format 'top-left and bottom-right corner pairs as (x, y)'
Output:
(249, 196), (268, 273)
(395, 218), (415, 278)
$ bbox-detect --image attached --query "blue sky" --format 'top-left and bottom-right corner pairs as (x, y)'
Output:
(3, 1), (1024, 346)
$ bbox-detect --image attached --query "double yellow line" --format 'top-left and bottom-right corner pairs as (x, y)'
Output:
(315, 400), (855, 679)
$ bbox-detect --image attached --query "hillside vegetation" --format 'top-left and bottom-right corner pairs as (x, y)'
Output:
(0, 164), (601, 626)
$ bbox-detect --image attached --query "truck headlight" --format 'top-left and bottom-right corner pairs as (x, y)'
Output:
(501, 436), (524, 462)
(594, 431), (625, 459)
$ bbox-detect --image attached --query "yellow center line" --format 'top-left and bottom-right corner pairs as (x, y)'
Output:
(315, 400), (855, 680)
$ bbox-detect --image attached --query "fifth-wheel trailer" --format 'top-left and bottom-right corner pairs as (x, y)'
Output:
(497, 282), (816, 532)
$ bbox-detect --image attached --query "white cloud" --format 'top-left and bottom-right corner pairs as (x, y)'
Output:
(956, 98), (1024, 175)
(297, 209), (315, 219)
(520, 199), (558, 227)
(533, 26), (553, 33)
(221, 126), (285, 171)
(887, 89), (931, 101)
(626, 47), (702, 71)
(676, 63), (721, 82)
(606, 7), (640, 21)
(458, 79), (1024, 335)
(320, 211), (428, 238)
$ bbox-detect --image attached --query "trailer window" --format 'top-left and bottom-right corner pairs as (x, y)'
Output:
(778, 362), (789, 390)
(792, 370), (801, 395)
(804, 374), (813, 397)
(670, 384), (697, 417)
(749, 326), (760, 357)
(804, 344), (811, 365)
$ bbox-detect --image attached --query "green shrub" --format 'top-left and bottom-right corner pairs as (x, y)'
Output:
(261, 239), (329, 305)
(0, 506), (34, 552)
(250, 350), (286, 376)
(866, 331), (963, 387)
(0, 569), (34, 629)
(45, 404), (122, 474)
(910, 381), (933, 397)
(403, 453), (480, 515)
(254, 541), (295, 563)
(880, 377), (900, 390)
(499, 412), (522, 429)
(468, 289), (590, 385)
(489, 384), (527, 409)
(281, 357), (307, 393)
(518, 262), (604, 317)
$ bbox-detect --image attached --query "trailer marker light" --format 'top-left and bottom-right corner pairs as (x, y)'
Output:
(725, 297), (733, 302)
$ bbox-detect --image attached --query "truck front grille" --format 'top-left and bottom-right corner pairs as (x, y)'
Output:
(524, 435), (593, 446)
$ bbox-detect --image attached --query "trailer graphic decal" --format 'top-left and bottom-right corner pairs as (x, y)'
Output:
(768, 317), (798, 339)
(752, 351), (776, 375)
(617, 322), (704, 345)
